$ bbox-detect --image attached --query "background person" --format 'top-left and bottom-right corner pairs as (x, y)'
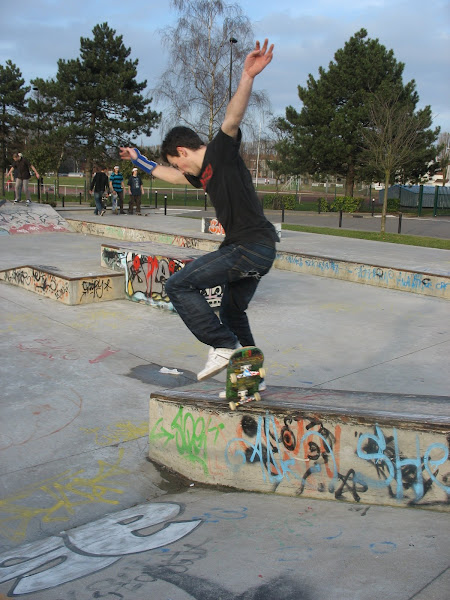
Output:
(109, 165), (125, 214)
(7, 153), (40, 204)
(89, 166), (109, 215)
(127, 167), (144, 214)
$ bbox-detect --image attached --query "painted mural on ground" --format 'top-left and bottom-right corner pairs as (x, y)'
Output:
(0, 502), (201, 596)
(0, 204), (70, 234)
(149, 401), (450, 509)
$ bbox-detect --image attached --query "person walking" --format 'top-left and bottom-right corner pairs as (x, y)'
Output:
(120, 39), (277, 381)
(127, 167), (144, 214)
(7, 153), (40, 204)
(89, 166), (109, 215)
(109, 165), (125, 214)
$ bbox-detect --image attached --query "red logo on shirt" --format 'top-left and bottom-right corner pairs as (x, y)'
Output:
(200, 164), (213, 190)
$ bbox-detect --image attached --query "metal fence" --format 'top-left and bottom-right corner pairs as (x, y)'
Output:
(382, 184), (450, 209)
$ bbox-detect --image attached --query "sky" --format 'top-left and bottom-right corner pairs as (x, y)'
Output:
(2, 0), (449, 144)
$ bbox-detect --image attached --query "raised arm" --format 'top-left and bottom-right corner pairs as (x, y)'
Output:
(119, 147), (190, 185)
(222, 39), (274, 139)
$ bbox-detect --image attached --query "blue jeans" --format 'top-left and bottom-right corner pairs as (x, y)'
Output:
(165, 242), (276, 349)
(94, 192), (103, 214)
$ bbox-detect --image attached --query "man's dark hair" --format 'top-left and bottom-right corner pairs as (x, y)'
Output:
(161, 126), (204, 162)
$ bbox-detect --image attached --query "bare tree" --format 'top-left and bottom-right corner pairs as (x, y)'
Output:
(154, 0), (270, 142)
(362, 91), (438, 232)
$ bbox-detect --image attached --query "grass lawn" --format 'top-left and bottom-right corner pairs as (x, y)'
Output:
(282, 224), (450, 250)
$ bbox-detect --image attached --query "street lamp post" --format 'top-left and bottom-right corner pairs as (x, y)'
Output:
(32, 86), (42, 202)
(229, 37), (238, 101)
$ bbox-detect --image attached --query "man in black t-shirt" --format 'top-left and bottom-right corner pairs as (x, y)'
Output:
(89, 167), (109, 215)
(120, 39), (276, 381)
(7, 153), (40, 204)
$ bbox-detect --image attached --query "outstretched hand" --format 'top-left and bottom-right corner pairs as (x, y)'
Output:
(243, 39), (274, 79)
(119, 147), (137, 161)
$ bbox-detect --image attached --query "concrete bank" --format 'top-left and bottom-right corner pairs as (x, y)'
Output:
(65, 212), (450, 299)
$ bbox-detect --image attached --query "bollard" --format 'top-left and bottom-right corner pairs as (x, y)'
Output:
(155, 191), (158, 209)
(79, 192), (82, 205)
(282, 202), (285, 223)
(46, 191), (49, 203)
(164, 194), (167, 215)
(371, 199), (375, 217)
(318, 199), (321, 214)
(418, 184), (423, 216)
(433, 186), (439, 217)
(62, 196), (65, 208)
(398, 212), (402, 234)
(339, 209), (343, 228)
(204, 192), (207, 211)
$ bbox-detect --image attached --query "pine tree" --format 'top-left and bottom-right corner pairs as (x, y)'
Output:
(276, 29), (437, 196)
(0, 61), (29, 194)
(38, 23), (160, 179)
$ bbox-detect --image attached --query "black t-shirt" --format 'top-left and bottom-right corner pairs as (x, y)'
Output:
(128, 175), (143, 195)
(185, 128), (279, 248)
(90, 172), (109, 193)
(13, 158), (31, 179)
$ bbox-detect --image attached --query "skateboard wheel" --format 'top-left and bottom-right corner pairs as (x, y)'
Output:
(230, 373), (238, 384)
(259, 368), (266, 379)
(254, 392), (261, 401)
(229, 401), (237, 411)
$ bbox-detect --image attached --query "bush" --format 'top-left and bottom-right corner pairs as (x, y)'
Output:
(387, 198), (400, 212)
(263, 193), (297, 210)
(318, 197), (329, 212)
(330, 196), (363, 213)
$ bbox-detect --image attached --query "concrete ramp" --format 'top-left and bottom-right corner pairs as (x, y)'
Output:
(149, 385), (450, 511)
(0, 202), (71, 234)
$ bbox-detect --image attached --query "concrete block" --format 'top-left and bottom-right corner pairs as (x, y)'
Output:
(149, 386), (450, 511)
(101, 242), (223, 310)
(275, 252), (450, 300)
(1, 265), (124, 305)
(202, 217), (225, 235)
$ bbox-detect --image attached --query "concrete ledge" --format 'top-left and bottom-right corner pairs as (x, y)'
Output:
(275, 251), (450, 300)
(149, 385), (450, 511)
(1, 264), (124, 305)
(67, 219), (449, 299)
(100, 241), (223, 310)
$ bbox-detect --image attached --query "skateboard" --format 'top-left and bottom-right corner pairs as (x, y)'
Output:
(225, 346), (265, 411)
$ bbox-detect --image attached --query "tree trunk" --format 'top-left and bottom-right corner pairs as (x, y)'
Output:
(380, 169), (390, 233)
(345, 163), (355, 197)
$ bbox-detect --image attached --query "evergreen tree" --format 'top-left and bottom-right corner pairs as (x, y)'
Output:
(276, 29), (438, 196)
(38, 23), (160, 179)
(0, 61), (29, 194)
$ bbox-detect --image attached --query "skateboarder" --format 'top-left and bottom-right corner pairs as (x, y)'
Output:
(120, 39), (278, 381)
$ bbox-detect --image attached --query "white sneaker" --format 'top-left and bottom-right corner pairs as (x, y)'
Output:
(197, 347), (235, 381)
(219, 379), (266, 399)
(26, 199), (31, 204)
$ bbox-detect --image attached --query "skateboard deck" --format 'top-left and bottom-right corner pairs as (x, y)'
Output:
(225, 346), (265, 411)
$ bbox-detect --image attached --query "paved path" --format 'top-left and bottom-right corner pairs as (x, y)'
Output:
(0, 205), (449, 599)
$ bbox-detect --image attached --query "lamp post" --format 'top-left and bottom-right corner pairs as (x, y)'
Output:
(32, 86), (43, 202)
(229, 37), (238, 100)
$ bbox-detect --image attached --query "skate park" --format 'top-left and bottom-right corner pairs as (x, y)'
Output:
(0, 202), (449, 599)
